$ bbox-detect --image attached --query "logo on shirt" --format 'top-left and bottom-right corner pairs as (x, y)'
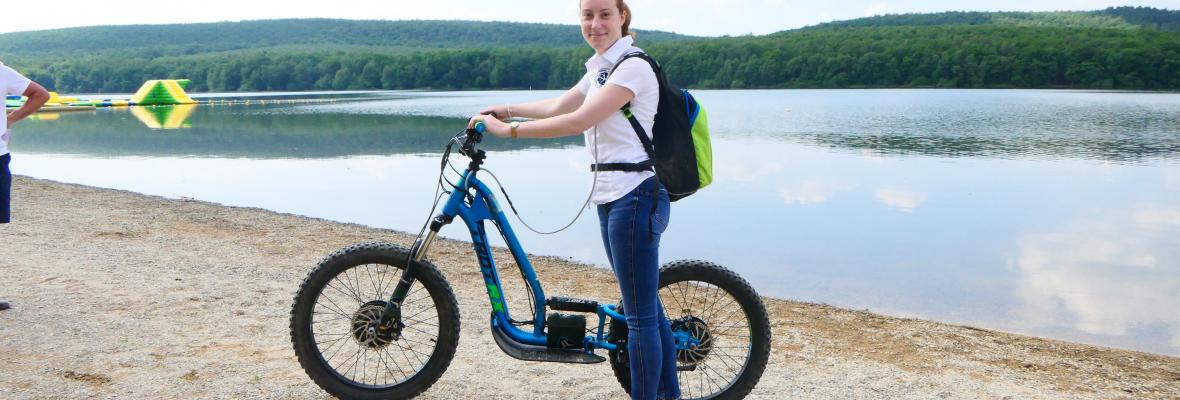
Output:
(596, 68), (610, 87)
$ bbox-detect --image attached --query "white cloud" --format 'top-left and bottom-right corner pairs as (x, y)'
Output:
(873, 187), (927, 212)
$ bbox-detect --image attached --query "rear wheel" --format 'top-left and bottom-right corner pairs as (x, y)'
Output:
(608, 260), (771, 400)
(290, 242), (460, 400)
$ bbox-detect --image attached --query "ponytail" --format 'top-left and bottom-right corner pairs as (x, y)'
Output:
(618, 0), (636, 38)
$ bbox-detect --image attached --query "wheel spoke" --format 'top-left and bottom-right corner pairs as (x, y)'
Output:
(316, 333), (352, 363)
(700, 362), (729, 393)
(314, 293), (354, 318)
(337, 269), (365, 305)
(310, 313), (352, 325)
(694, 296), (743, 334)
(379, 346), (409, 381)
(349, 267), (366, 305)
(402, 324), (439, 337)
(324, 281), (363, 309)
(705, 348), (743, 375)
(363, 265), (381, 301)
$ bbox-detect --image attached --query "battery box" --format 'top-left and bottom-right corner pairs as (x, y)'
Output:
(546, 312), (586, 349)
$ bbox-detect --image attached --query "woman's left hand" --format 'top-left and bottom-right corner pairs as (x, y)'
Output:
(467, 115), (512, 138)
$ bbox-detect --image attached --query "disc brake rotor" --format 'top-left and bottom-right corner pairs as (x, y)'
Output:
(351, 300), (401, 348)
(672, 316), (713, 364)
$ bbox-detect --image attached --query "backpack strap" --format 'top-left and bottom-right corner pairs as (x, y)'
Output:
(591, 160), (654, 172)
(620, 105), (655, 160)
(608, 52), (661, 160)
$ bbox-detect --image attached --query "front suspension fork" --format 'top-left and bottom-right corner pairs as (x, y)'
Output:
(379, 214), (452, 330)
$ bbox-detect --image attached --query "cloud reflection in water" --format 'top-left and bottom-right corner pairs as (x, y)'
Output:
(1013, 206), (1180, 354)
(779, 180), (856, 205)
(873, 187), (928, 213)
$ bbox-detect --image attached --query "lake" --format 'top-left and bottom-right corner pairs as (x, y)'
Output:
(10, 89), (1180, 356)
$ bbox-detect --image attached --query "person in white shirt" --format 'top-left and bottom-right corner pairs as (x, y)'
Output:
(468, 1), (678, 399)
(1, 61), (51, 311)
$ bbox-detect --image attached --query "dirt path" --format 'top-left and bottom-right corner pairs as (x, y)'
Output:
(1, 177), (1176, 399)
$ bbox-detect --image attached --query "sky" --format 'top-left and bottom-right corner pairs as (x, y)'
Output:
(0, 0), (1176, 37)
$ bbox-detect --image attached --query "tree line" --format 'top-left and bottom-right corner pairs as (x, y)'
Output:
(815, 7), (1180, 31)
(5, 7), (1179, 92)
(0, 19), (694, 61)
(13, 24), (1177, 93)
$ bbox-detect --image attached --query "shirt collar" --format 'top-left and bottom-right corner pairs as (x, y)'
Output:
(585, 36), (638, 69)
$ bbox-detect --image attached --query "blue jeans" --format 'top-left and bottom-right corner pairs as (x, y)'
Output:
(598, 176), (679, 400)
(1, 153), (10, 224)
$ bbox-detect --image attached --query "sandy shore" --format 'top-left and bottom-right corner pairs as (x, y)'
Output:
(0, 176), (1177, 399)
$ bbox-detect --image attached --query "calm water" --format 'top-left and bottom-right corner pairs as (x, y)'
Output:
(10, 89), (1180, 356)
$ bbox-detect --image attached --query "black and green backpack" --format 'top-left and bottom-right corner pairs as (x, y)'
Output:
(605, 52), (713, 201)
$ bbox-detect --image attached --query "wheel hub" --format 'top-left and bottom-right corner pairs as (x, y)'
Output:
(351, 300), (401, 348)
(672, 316), (713, 364)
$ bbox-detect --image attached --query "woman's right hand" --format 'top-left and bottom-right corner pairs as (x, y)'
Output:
(467, 115), (511, 138)
(480, 104), (510, 121)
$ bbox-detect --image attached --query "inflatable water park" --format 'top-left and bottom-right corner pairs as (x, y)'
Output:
(5, 79), (198, 113)
(5, 78), (339, 112)
(7, 79), (342, 129)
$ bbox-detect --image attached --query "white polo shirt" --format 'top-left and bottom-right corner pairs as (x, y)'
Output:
(1, 61), (33, 156)
(575, 36), (659, 205)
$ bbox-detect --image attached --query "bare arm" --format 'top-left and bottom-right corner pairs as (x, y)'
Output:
(480, 87), (586, 120)
(6, 82), (50, 127)
(471, 83), (633, 139)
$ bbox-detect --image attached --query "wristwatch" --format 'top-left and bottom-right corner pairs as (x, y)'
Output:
(509, 121), (520, 139)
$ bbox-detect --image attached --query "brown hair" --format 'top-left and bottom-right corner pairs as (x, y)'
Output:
(618, 0), (635, 38)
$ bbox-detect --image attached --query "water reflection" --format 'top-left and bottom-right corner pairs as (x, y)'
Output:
(15, 90), (1180, 163)
(1013, 205), (1180, 355)
(792, 133), (1180, 163)
(700, 89), (1180, 163)
(715, 159), (785, 183)
(873, 187), (928, 213)
(130, 105), (196, 129)
(15, 104), (581, 158)
(779, 180), (856, 205)
(27, 112), (64, 122)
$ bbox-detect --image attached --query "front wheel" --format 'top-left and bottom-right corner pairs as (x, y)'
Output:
(608, 260), (771, 400)
(290, 242), (461, 400)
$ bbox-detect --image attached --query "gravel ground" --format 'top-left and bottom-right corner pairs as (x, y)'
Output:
(1, 176), (1177, 399)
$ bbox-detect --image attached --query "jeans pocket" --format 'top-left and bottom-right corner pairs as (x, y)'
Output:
(651, 214), (668, 235)
(650, 198), (670, 235)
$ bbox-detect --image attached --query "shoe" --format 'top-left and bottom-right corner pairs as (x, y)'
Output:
(0, 300), (9, 310)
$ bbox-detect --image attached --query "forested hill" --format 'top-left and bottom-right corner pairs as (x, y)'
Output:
(674, 7), (1180, 89)
(0, 19), (696, 59)
(2, 7), (1177, 92)
(810, 7), (1180, 31)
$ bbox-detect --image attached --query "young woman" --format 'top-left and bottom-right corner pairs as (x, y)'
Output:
(468, 1), (679, 399)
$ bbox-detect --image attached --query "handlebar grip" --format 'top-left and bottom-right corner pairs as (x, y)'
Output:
(473, 121), (486, 134)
